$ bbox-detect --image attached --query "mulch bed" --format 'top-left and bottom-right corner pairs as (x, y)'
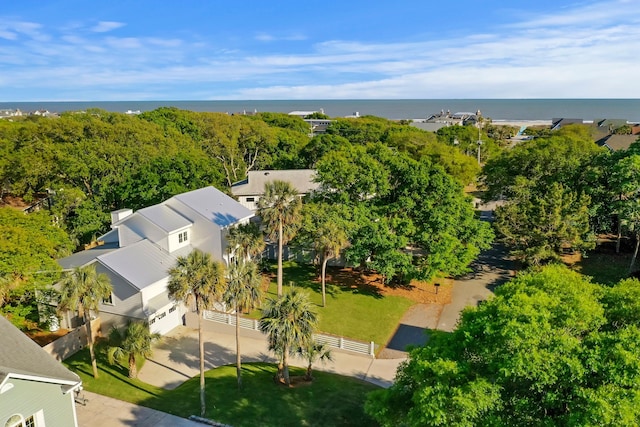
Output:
(324, 267), (453, 305)
(27, 329), (71, 346)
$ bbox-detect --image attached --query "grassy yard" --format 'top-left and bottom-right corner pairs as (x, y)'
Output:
(65, 345), (379, 426)
(257, 261), (415, 347)
(573, 246), (634, 285)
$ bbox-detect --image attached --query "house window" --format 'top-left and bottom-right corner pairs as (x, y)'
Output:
(169, 305), (177, 313)
(103, 293), (113, 305)
(246, 197), (255, 202)
(149, 318), (156, 325)
(5, 414), (35, 427)
(157, 311), (167, 320)
(178, 231), (188, 243)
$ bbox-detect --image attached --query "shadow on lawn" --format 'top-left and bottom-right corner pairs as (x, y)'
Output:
(325, 267), (384, 299)
(128, 363), (378, 427)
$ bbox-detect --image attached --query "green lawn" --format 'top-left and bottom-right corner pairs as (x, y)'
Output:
(575, 248), (633, 285)
(257, 261), (415, 347)
(65, 345), (379, 426)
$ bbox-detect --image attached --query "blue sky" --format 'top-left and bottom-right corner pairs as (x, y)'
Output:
(1, 0), (638, 101)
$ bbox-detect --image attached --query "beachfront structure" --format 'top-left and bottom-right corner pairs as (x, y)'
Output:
(231, 169), (320, 212)
(57, 186), (253, 335)
(0, 315), (82, 427)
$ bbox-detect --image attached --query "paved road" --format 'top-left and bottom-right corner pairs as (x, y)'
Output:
(437, 241), (515, 331)
(381, 203), (514, 352)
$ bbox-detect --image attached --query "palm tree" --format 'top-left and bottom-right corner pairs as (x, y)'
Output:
(297, 340), (333, 381)
(316, 222), (348, 307)
(167, 249), (226, 417)
(227, 222), (265, 262)
(257, 180), (302, 296)
(224, 260), (263, 389)
(58, 264), (112, 379)
(259, 286), (317, 386)
(107, 321), (161, 378)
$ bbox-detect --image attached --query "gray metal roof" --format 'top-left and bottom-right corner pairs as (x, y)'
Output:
(173, 186), (253, 228)
(230, 169), (319, 196)
(146, 292), (173, 315)
(137, 204), (192, 233)
(97, 240), (191, 290)
(57, 243), (119, 270)
(0, 315), (81, 387)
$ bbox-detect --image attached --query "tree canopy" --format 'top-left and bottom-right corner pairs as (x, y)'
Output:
(366, 264), (640, 426)
(314, 143), (493, 282)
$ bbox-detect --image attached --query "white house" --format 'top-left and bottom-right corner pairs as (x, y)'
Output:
(57, 186), (253, 335)
(230, 169), (320, 212)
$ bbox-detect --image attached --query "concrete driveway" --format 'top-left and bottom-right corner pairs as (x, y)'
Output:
(76, 390), (202, 427)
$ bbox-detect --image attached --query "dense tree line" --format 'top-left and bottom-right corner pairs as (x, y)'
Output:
(1, 108), (496, 324)
(366, 264), (640, 426)
(483, 124), (640, 266)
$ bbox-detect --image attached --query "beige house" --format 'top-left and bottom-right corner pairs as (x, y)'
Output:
(230, 169), (320, 211)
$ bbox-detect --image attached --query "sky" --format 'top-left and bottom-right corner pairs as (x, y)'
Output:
(1, 0), (639, 101)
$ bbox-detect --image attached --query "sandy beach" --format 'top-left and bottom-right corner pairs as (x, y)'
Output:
(490, 119), (552, 127)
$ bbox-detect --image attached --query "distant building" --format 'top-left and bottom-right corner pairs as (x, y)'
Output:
(551, 118), (583, 130)
(231, 169), (319, 212)
(425, 110), (480, 127)
(0, 109), (23, 119)
(596, 134), (639, 151)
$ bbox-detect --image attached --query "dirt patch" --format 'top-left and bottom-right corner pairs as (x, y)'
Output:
(274, 375), (313, 388)
(324, 267), (453, 305)
(0, 194), (30, 209)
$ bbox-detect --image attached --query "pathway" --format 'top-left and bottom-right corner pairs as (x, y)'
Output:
(379, 202), (515, 353)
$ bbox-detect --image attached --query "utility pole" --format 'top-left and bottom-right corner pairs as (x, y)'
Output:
(477, 123), (482, 165)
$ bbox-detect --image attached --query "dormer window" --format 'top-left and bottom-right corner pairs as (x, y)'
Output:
(178, 231), (188, 243)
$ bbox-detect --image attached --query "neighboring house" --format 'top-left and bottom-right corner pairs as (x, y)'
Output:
(596, 134), (639, 152)
(230, 169), (320, 212)
(551, 118), (583, 130)
(0, 315), (82, 427)
(57, 186), (254, 335)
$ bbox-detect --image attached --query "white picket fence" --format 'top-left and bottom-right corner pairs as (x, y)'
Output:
(203, 310), (376, 357)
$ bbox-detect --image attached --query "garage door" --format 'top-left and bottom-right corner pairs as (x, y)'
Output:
(149, 303), (182, 335)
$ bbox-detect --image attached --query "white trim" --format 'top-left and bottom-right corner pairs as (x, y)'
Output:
(4, 373), (81, 389)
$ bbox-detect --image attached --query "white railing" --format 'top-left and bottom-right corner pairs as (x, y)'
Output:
(203, 310), (376, 357)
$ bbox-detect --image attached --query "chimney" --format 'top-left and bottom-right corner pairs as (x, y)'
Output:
(110, 208), (133, 227)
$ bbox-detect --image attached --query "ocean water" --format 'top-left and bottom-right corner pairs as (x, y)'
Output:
(1, 99), (639, 122)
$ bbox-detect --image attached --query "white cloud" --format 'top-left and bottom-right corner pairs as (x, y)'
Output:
(2, 0), (640, 100)
(92, 21), (125, 33)
(255, 32), (307, 42)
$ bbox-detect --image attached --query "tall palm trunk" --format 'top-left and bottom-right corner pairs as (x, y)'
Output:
(283, 343), (290, 386)
(321, 255), (328, 307)
(276, 357), (285, 383)
(198, 310), (206, 417)
(235, 305), (242, 389)
(616, 216), (622, 254)
(629, 232), (640, 274)
(277, 220), (284, 296)
(84, 312), (99, 378)
(128, 353), (137, 379)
